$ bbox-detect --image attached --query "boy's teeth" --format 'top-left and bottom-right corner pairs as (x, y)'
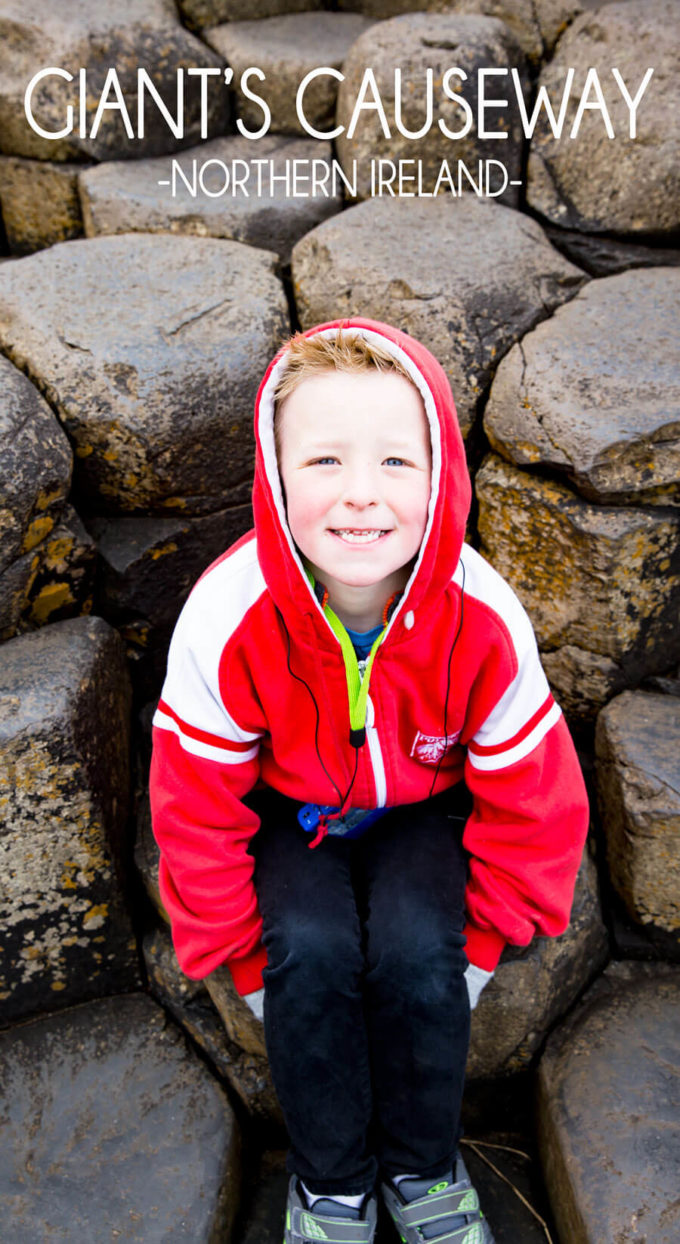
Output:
(334, 529), (385, 541)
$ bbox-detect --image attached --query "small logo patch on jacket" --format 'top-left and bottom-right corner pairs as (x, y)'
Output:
(410, 730), (460, 764)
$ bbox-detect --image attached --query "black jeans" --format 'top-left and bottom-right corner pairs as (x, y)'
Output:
(250, 787), (471, 1196)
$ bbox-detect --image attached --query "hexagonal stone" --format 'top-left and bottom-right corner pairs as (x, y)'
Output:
(0, 156), (84, 254)
(467, 849), (608, 1078)
(484, 269), (680, 506)
(0, 993), (241, 1241)
(537, 961), (680, 1244)
(335, 0), (586, 61)
(595, 691), (680, 940)
(476, 454), (680, 718)
(542, 221), (680, 279)
(205, 13), (374, 137)
(80, 134), (343, 263)
(0, 355), (72, 638)
(0, 617), (139, 1024)
(0, 0), (228, 162)
(0, 235), (289, 515)
(292, 196), (585, 437)
(86, 505), (252, 633)
(178, 0), (322, 29)
(335, 13), (529, 204)
(527, 0), (680, 236)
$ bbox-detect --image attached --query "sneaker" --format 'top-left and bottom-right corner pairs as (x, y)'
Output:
(284, 1176), (378, 1244)
(381, 1153), (495, 1244)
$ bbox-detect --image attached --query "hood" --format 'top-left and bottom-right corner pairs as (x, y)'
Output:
(252, 317), (471, 643)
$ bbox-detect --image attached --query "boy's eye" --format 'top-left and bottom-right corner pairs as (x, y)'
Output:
(384, 457), (407, 467)
(311, 456), (339, 465)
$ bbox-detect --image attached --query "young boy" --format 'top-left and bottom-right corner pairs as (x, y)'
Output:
(150, 319), (589, 1244)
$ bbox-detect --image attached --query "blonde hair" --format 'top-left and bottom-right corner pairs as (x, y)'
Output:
(273, 329), (418, 453)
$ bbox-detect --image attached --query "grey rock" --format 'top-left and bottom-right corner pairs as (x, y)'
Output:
(86, 505), (253, 632)
(178, 0), (322, 29)
(0, 156), (84, 254)
(537, 961), (680, 1244)
(484, 268), (680, 506)
(476, 454), (680, 718)
(292, 196), (585, 437)
(0, 992), (241, 1241)
(0, 355), (72, 637)
(541, 646), (625, 721)
(144, 925), (284, 1127)
(0, 356), (72, 576)
(527, 0), (680, 236)
(23, 505), (97, 631)
(335, 0), (587, 63)
(0, 235), (289, 515)
(205, 13), (374, 138)
(543, 221), (680, 278)
(80, 134), (344, 263)
(467, 849), (608, 1079)
(595, 691), (680, 940)
(0, 617), (139, 1024)
(0, 0), (229, 162)
(335, 14), (530, 204)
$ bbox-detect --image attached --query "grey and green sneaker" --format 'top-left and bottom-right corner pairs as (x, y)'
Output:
(381, 1154), (495, 1244)
(283, 1177), (378, 1244)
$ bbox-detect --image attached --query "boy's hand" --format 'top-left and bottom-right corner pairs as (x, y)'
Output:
(464, 963), (494, 1010)
(243, 986), (265, 1021)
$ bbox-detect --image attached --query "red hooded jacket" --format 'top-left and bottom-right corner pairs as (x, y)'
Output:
(149, 317), (589, 993)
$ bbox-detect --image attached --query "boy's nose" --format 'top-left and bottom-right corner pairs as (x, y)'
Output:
(342, 466), (379, 508)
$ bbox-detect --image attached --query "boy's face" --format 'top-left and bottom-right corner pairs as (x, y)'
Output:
(277, 369), (431, 601)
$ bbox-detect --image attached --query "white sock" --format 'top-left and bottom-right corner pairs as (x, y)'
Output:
(393, 1172), (451, 1188)
(301, 1182), (365, 1210)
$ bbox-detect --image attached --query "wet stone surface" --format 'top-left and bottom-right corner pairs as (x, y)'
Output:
(0, 992), (241, 1242)
(537, 961), (680, 1244)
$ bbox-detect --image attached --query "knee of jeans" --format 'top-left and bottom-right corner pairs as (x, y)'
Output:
(263, 909), (363, 986)
(365, 907), (467, 991)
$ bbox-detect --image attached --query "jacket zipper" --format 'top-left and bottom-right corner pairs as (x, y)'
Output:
(324, 615), (387, 807)
(365, 693), (387, 806)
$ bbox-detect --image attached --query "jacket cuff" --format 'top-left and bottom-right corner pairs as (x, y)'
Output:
(463, 922), (507, 971)
(229, 943), (268, 996)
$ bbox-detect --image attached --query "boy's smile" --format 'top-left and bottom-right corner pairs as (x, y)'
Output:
(277, 369), (431, 629)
